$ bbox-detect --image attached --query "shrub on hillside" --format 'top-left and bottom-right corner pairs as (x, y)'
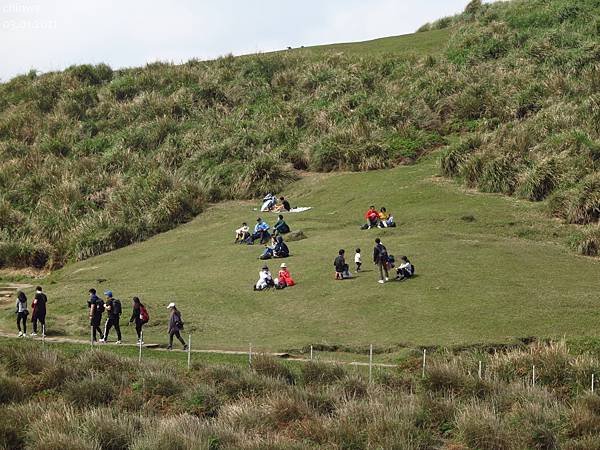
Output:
(300, 361), (346, 385)
(0, 375), (26, 404)
(63, 378), (118, 407)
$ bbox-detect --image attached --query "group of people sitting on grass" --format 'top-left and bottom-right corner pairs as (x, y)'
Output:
(261, 194), (292, 212)
(235, 216), (291, 245)
(254, 262), (296, 290)
(362, 206), (396, 229)
(333, 239), (414, 283)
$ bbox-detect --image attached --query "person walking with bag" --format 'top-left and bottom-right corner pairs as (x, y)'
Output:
(88, 288), (104, 342)
(16, 291), (28, 337)
(129, 297), (149, 344)
(101, 290), (122, 344)
(167, 302), (187, 350)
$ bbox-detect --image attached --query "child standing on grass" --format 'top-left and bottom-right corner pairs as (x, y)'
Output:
(355, 248), (362, 272)
(16, 291), (28, 337)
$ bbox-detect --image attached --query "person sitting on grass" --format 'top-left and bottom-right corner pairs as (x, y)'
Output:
(334, 249), (351, 279)
(250, 217), (270, 244)
(273, 236), (289, 258)
(273, 215), (290, 235)
(377, 207), (396, 228)
(396, 256), (415, 280)
(259, 236), (278, 260)
(276, 263), (295, 288)
(235, 222), (250, 243)
(255, 265), (275, 291)
(274, 196), (291, 212)
(362, 206), (379, 229)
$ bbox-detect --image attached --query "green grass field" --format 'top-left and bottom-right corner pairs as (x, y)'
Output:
(2, 153), (597, 353)
(285, 28), (452, 56)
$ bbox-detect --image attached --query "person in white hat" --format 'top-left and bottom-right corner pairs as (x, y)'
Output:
(166, 302), (187, 350)
(276, 262), (295, 289)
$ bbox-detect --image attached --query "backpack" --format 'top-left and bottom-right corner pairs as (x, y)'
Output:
(379, 245), (389, 262)
(112, 299), (122, 316)
(410, 264), (415, 275)
(140, 305), (149, 324)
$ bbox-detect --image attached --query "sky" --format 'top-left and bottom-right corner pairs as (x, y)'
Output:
(1, 0), (476, 81)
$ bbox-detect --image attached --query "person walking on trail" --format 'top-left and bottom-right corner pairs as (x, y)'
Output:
(30, 286), (47, 337)
(129, 296), (149, 344)
(101, 291), (122, 344)
(16, 291), (28, 337)
(88, 288), (104, 342)
(373, 238), (390, 284)
(167, 302), (188, 350)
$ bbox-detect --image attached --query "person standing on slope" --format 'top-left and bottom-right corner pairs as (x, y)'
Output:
(373, 238), (390, 284)
(16, 291), (28, 337)
(129, 296), (149, 344)
(101, 290), (122, 344)
(167, 302), (188, 350)
(88, 288), (104, 342)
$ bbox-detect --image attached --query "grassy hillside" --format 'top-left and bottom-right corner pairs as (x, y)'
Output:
(3, 339), (600, 449)
(291, 28), (453, 56)
(2, 154), (597, 352)
(1, 0), (599, 270)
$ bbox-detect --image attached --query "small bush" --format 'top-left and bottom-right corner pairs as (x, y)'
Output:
(252, 355), (296, 385)
(185, 385), (221, 418)
(300, 361), (346, 385)
(63, 378), (117, 407)
(456, 402), (510, 450)
(0, 375), (26, 404)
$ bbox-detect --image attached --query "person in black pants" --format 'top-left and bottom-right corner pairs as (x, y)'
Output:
(16, 291), (28, 337)
(88, 288), (104, 342)
(101, 291), (122, 344)
(129, 296), (146, 344)
(31, 286), (47, 336)
(167, 302), (187, 350)
(373, 238), (390, 284)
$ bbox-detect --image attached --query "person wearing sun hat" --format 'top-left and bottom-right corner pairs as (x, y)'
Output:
(276, 262), (295, 289)
(166, 302), (187, 350)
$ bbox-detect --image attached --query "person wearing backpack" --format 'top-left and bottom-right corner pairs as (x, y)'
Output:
(129, 296), (149, 344)
(30, 286), (47, 337)
(100, 290), (122, 344)
(167, 302), (187, 350)
(373, 238), (390, 284)
(88, 288), (104, 342)
(15, 291), (29, 337)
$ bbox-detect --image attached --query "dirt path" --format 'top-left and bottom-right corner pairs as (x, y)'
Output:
(0, 330), (398, 368)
